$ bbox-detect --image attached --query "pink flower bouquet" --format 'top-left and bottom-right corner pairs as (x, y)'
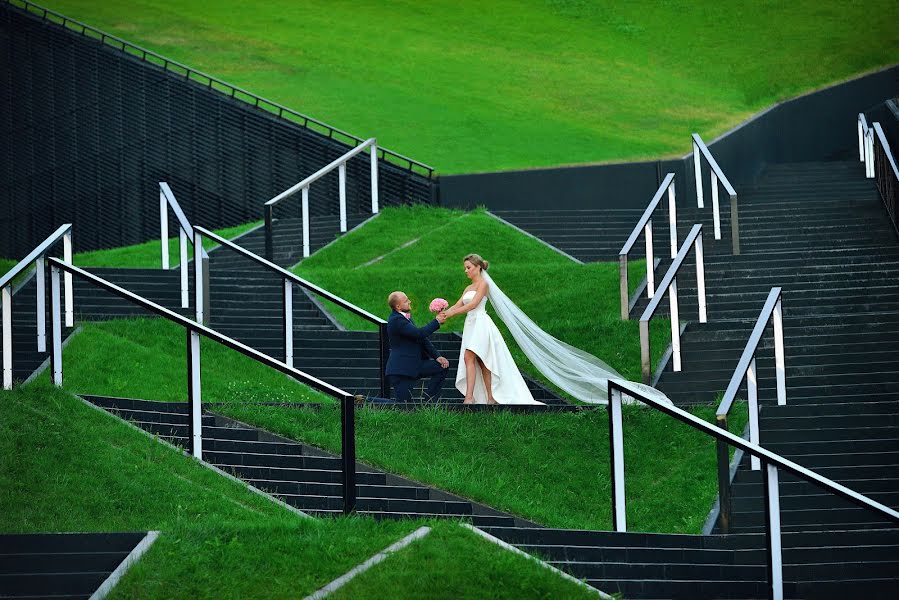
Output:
(429, 298), (449, 313)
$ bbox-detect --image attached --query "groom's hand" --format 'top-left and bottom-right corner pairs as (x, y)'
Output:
(437, 357), (449, 369)
(436, 312), (447, 324)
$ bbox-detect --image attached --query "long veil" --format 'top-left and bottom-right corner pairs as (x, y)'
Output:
(481, 270), (673, 406)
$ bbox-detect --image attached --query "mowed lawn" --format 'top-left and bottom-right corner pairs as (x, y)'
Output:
(41, 0), (899, 173)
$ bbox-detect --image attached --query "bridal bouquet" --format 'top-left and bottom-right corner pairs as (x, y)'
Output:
(429, 298), (449, 313)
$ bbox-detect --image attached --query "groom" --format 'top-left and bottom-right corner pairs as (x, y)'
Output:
(385, 291), (449, 403)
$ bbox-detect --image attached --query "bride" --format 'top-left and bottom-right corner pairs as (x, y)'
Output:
(442, 253), (672, 407)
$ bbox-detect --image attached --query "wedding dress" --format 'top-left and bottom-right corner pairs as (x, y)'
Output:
(469, 271), (673, 407)
(455, 289), (544, 405)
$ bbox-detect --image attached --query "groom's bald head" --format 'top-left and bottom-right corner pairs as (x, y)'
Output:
(388, 291), (409, 312)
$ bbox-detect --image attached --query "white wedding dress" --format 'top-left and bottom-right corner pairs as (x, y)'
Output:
(459, 271), (673, 407)
(455, 289), (544, 405)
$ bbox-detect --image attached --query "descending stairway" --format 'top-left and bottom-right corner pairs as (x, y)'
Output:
(0, 532), (149, 600)
(85, 395), (534, 527)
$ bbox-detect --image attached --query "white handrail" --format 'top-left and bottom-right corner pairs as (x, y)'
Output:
(858, 113), (875, 179)
(1, 223), (73, 389)
(159, 182), (207, 309)
(638, 224), (707, 383)
(618, 173), (677, 319)
(692, 134), (740, 254)
(264, 138), (379, 260)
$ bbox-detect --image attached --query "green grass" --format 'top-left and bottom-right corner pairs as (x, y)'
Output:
(74, 221), (261, 268)
(0, 381), (420, 599)
(219, 402), (746, 534)
(328, 523), (598, 600)
(295, 205), (668, 386)
(41, 0), (899, 173)
(49, 318), (332, 404)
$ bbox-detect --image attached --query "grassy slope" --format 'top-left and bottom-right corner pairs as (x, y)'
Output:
(329, 523), (598, 600)
(295, 205), (666, 385)
(43, 0), (899, 173)
(0, 382), (416, 599)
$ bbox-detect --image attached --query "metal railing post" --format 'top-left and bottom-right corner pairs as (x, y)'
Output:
(302, 186), (311, 258)
(645, 219), (655, 298)
(63, 230), (73, 327)
(378, 322), (389, 398)
(695, 230), (707, 323)
(715, 416), (731, 533)
(609, 385), (627, 532)
(50, 265), (63, 387)
(858, 115), (865, 162)
(668, 182), (677, 259)
(670, 278), (681, 372)
(370, 140), (380, 214)
(711, 171), (721, 240)
(773, 296), (786, 405)
(2, 284), (11, 389)
(283, 279), (293, 368)
(619, 255), (629, 320)
(186, 329), (203, 459)
(194, 231), (205, 324)
(762, 462), (784, 600)
(338, 162), (348, 233)
(179, 228), (189, 308)
(264, 205), (274, 262)
(160, 190), (170, 269)
(36, 258), (46, 352)
(730, 194), (740, 255)
(341, 396), (357, 513)
(639, 319), (651, 384)
(693, 141), (704, 208)
(748, 356), (761, 470)
(866, 129), (875, 179)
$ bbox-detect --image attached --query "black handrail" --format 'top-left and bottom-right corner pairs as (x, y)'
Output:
(47, 257), (358, 513)
(618, 172), (677, 320)
(608, 379), (899, 599)
(872, 123), (899, 234)
(194, 226), (390, 397)
(5, 0), (434, 178)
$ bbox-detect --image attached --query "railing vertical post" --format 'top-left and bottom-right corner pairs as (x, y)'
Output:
(645, 219), (655, 298)
(619, 255), (629, 320)
(748, 356), (761, 470)
(264, 205), (274, 262)
(639, 319), (651, 384)
(711, 171), (722, 240)
(50, 266), (63, 387)
(2, 285), (12, 390)
(773, 295), (786, 406)
(341, 395), (357, 514)
(667, 182), (677, 259)
(160, 191), (169, 269)
(63, 230), (73, 327)
(283, 279), (293, 368)
(302, 186), (311, 258)
(608, 385), (627, 532)
(193, 231), (205, 324)
(762, 462), (784, 600)
(858, 116), (865, 162)
(670, 278), (681, 372)
(730, 194), (740, 255)
(338, 162), (348, 233)
(866, 130), (875, 179)
(715, 416), (731, 533)
(186, 329), (203, 460)
(370, 141), (380, 214)
(695, 230), (707, 323)
(36, 258), (46, 352)
(179, 228), (189, 309)
(378, 322), (389, 398)
(693, 141), (704, 208)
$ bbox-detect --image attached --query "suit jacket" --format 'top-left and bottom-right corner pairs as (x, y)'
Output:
(385, 310), (441, 377)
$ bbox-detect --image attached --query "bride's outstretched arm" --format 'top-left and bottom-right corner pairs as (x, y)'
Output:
(444, 281), (488, 318)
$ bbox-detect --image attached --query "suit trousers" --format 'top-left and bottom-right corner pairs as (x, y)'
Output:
(390, 360), (448, 402)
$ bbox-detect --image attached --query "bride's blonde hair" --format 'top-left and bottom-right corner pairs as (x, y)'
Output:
(463, 253), (489, 271)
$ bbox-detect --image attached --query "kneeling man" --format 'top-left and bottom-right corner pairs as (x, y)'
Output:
(385, 291), (449, 403)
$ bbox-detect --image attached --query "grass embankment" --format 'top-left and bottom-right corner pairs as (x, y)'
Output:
(42, 0), (899, 172)
(295, 205), (665, 385)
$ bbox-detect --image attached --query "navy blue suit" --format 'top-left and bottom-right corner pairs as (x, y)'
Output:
(385, 310), (447, 402)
